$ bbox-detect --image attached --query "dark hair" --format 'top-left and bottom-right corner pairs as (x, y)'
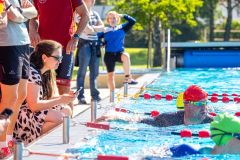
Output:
(30, 40), (62, 99)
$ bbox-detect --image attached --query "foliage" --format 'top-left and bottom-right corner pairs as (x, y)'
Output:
(114, 0), (203, 32)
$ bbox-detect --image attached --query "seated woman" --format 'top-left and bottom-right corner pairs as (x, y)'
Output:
(13, 40), (76, 145)
(210, 113), (240, 154)
(97, 85), (213, 127)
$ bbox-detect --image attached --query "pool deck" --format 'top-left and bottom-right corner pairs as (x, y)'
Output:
(10, 73), (160, 160)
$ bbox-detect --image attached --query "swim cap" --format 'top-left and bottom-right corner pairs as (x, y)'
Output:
(176, 92), (184, 109)
(210, 113), (240, 146)
(183, 85), (208, 102)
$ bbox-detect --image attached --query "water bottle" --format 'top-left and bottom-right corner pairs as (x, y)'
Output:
(0, 0), (4, 14)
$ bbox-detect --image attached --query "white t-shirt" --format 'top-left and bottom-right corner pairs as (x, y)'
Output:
(0, 0), (30, 46)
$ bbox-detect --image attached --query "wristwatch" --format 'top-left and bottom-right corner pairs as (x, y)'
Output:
(73, 33), (80, 40)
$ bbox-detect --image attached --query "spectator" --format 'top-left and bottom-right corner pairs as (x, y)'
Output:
(13, 40), (76, 145)
(99, 11), (137, 99)
(0, 0), (37, 158)
(75, 0), (104, 104)
(29, 0), (89, 108)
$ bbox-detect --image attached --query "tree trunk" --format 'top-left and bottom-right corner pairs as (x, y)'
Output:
(153, 17), (162, 67)
(224, 0), (233, 41)
(147, 20), (152, 68)
(209, 0), (215, 41)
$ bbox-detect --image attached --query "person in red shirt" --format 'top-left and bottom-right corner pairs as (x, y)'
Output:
(29, 0), (89, 105)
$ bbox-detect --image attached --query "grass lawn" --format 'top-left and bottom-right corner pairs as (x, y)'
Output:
(72, 48), (152, 80)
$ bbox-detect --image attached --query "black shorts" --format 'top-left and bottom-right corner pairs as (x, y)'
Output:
(0, 45), (31, 85)
(104, 52), (123, 73)
(55, 50), (74, 87)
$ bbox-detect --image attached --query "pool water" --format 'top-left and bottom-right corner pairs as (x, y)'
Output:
(67, 68), (240, 159)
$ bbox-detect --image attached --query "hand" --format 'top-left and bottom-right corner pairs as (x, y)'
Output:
(118, 14), (124, 18)
(21, 0), (33, 8)
(59, 94), (76, 104)
(29, 29), (41, 47)
(66, 37), (78, 54)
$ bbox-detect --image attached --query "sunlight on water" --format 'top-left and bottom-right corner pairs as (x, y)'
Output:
(67, 68), (240, 159)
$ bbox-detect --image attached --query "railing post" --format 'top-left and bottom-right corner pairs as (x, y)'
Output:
(110, 90), (114, 103)
(14, 140), (23, 160)
(63, 116), (70, 144)
(123, 82), (128, 97)
(91, 100), (97, 122)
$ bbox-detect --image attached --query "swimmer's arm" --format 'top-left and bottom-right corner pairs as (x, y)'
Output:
(198, 147), (213, 154)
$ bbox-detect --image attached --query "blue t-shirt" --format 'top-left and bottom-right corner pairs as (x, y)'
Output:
(98, 14), (136, 53)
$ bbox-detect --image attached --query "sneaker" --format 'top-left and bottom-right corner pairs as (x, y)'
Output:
(94, 96), (101, 102)
(0, 147), (11, 159)
(127, 79), (138, 85)
(7, 140), (14, 153)
(78, 98), (87, 104)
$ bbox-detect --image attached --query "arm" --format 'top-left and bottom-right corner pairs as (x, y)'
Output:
(92, 12), (104, 32)
(26, 83), (75, 112)
(19, 0), (38, 19)
(5, 0), (26, 23)
(29, 17), (41, 47)
(66, 2), (89, 54)
(121, 14), (136, 33)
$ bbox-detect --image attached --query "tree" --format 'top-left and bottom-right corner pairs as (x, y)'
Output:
(199, 0), (219, 41)
(114, 0), (203, 68)
(220, 0), (240, 41)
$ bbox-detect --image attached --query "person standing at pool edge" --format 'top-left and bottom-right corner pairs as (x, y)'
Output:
(29, 0), (89, 108)
(98, 11), (138, 100)
(75, 0), (104, 104)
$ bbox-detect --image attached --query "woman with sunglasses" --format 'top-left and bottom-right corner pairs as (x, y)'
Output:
(13, 40), (76, 145)
(97, 85), (213, 127)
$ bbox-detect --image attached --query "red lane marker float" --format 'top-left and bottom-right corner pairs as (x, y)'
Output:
(198, 130), (211, 138)
(98, 155), (128, 160)
(222, 96), (230, 103)
(209, 112), (217, 117)
(154, 94), (162, 100)
(150, 111), (160, 117)
(166, 94), (173, 101)
(235, 112), (240, 117)
(143, 93), (151, 99)
(171, 129), (210, 138)
(86, 122), (110, 130)
(210, 96), (218, 103)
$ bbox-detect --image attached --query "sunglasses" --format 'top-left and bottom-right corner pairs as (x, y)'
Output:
(184, 101), (208, 107)
(49, 55), (63, 62)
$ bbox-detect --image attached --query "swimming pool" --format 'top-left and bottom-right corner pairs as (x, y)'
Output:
(67, 68), (240, 159)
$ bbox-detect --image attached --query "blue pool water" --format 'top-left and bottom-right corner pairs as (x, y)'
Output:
(67, 68), (240, 159)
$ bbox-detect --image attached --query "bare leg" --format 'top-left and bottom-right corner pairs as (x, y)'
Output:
(7, 79), (27, 136)
(107, 72), (115, 92)
(121, 52), (131, 77)
(41, 110), (63, 134)
(0, 83), (18, 142)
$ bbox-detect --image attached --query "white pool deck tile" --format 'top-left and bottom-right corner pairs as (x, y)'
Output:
(10, 73), (160, 160)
